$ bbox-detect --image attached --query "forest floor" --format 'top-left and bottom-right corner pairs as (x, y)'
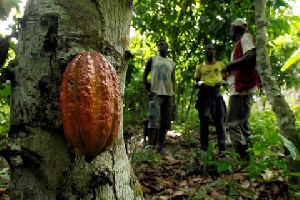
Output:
(125, 124), (290, 200)
(0, 125), (291, 200)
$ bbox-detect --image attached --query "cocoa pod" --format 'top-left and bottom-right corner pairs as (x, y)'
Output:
(60, 52), (121, 161)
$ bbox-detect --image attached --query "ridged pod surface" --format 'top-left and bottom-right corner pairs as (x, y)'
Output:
(60, 52), (121, 161)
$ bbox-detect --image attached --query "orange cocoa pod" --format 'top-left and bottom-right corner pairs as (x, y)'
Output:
(60, 52), (121, 161)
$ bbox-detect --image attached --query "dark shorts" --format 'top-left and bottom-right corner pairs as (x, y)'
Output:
(148, 94), (172, 130)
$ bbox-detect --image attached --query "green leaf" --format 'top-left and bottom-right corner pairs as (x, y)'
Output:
(291, 184), (300, 190)
(289, 172), (300, 177)
(279, 134), (298, 160)
(281, 48), (300, 71)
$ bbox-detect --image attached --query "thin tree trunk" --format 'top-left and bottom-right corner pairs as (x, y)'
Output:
(2, 0), (143, 199)
(185, 87), (196, 123)
(254, 0), (300, 194)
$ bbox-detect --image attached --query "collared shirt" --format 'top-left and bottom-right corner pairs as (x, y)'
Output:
(194, 61), (225, 87)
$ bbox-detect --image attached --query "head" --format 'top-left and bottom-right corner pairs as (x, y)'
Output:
(205, 44), (215, 62)
(156, 40), (168, 57)
(230, 18), (248, 42)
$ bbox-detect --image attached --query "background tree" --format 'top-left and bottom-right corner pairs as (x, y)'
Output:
(0, 0), (20, 20)
(132, 0), (299, 122)
(1, 0), (143, 199)
(255, 0), (300, 193)
(123, 33), (156, 126)
(0, 0), (299, 198)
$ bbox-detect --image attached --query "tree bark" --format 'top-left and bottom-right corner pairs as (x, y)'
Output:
(254, 0), (300, 194)
(3, 0), (143, 199)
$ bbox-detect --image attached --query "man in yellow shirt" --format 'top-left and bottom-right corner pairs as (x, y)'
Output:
(194, 44), (227, 158)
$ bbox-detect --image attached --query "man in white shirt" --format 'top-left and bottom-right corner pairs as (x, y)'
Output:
(143, 40), (175, 155)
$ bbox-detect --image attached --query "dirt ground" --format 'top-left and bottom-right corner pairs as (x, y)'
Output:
(125, 125), (290, 200)
(0, 126), (290, 200)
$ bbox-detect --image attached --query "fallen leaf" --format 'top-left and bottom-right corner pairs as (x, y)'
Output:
(179, 180), (188, 187)
(241, 180), (250, 188)
(164, 180), (175, 187)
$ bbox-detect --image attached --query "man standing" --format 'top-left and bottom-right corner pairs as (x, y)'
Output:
(224, 18), (260, 160)
(143, 40), (175, 155)
(194, 44), (227, 158)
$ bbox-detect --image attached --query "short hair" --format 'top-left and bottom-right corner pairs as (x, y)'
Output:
(205, 43), (215, 50)
(156, 39), (167, 46)
(205, 43), (215, 48)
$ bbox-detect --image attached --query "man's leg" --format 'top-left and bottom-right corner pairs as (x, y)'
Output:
(148, 128), (158, 146)
(155, 96), (171, 154)
(148, 95), (159, 146)
(213, 96), (226, 153)
(239, 95), (253, 160)
(143, 119), (148, 146)
(198, 95), (209, 151)
(226, 95), (252, 160)
(199, 114), (209, 151)
(156, 129), (167, 154)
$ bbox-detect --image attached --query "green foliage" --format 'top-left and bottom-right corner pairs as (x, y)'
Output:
(131, 0), (299, 125)
(182, 108), (200, 132)
(250, 110), (281, 156)
(195, 107), (299, 184)
(280, 133), (298, 160)
(181, 131), (197, 145)
(250, 106), (300, 161)
(0, 159), (9, 188)
(132, 145), (162, 164)
(201, 142), (214, 173)
(292, 105), (300, 132)
(0, 83), (10, 141)
(0, 0), (21, 20)
(281, 48), (300, 72)
(248, 108), (300, 180)
(0, 6), (19, 189)
(123, 34), (158, 126)
(268, 15), (300, 88)
(0, 84), (10, 190)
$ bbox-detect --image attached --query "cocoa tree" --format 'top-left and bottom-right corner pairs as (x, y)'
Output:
(255, 0), (300, 195)
(1, 0), (143, 199)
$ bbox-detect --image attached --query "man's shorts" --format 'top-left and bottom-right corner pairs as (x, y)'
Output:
(148, 94), (172, 130)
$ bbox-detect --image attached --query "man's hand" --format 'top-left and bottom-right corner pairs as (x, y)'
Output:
(216, 80), (228, 87)
(194, 81), (204, 88)
(224, 64), (232, 75)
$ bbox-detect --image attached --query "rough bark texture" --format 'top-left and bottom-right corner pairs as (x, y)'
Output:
(254, 0), (300, 194)
(4, 0), (143, 199)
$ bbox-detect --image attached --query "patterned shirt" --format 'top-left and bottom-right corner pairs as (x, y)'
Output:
(150, 55), (175, 96)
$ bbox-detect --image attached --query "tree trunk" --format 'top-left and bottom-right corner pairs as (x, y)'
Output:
(3, 0), (143, 199)
(254, 0), (300, 194)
